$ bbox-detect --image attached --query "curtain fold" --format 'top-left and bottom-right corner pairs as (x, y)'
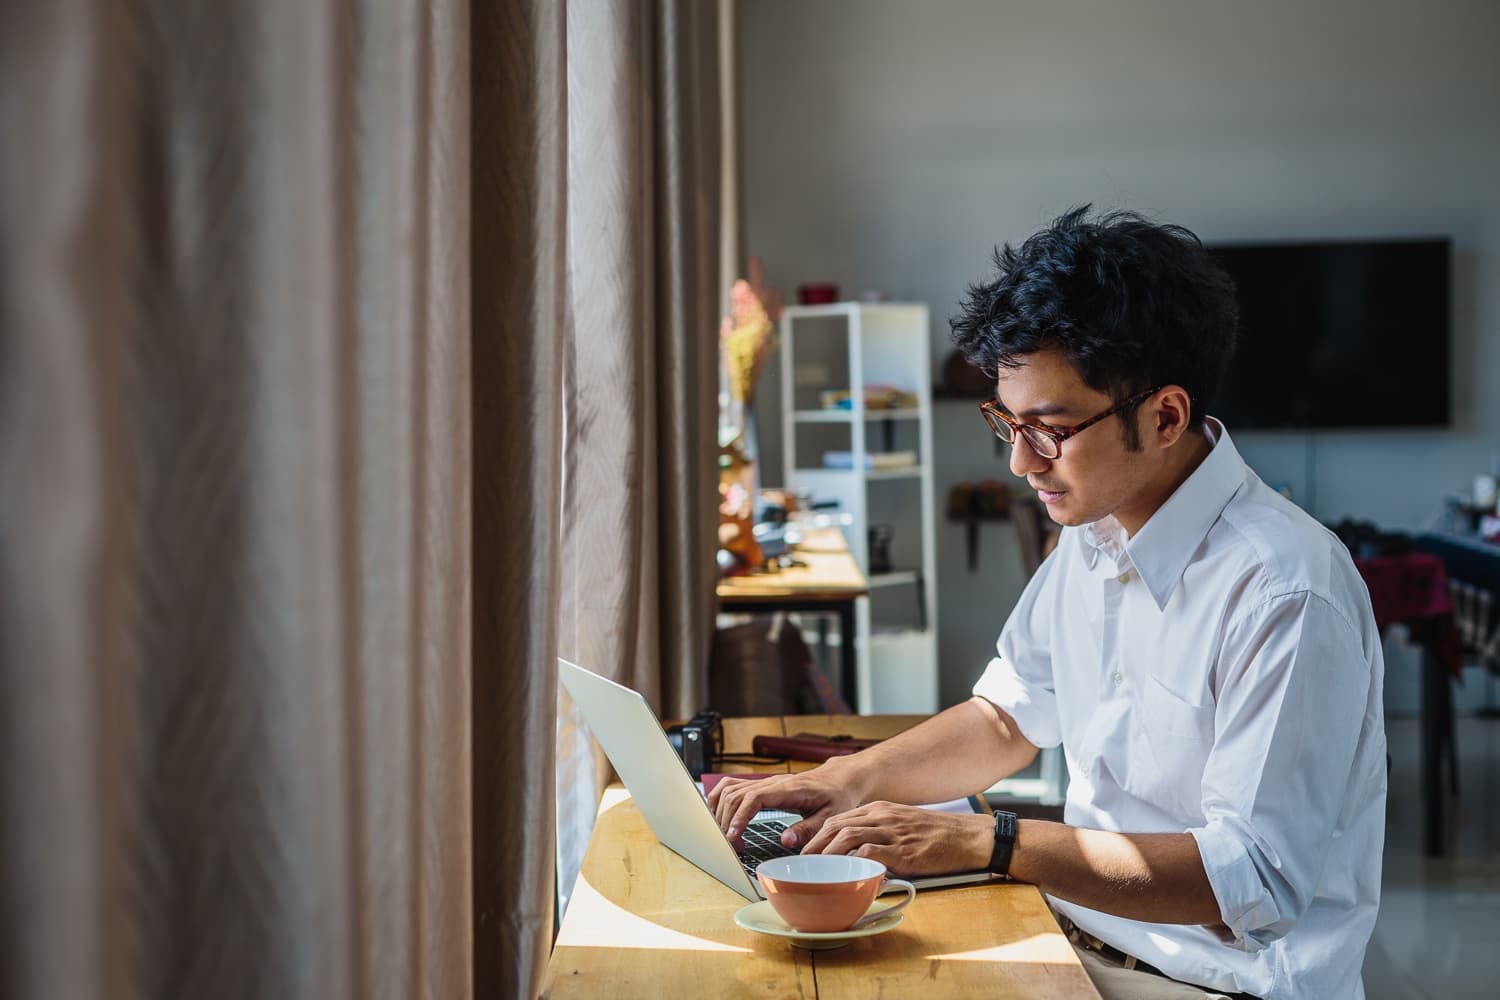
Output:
(1, 2), (472, 998)
(347, 2), (474, 997)
(554, 0), (647, 921)
(0, 3), (137, 995)
(650, 0), (722, 722)
(556, 0), (720, 742)
(553, 0), (722, 923)
(417, 3), (475, 995)
(470, 0), (566, 997)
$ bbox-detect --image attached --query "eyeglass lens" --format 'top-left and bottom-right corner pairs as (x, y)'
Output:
(1019, 426), (1060, 459)
(985, 408), (1060, 459)
(984, 409), (1013, 442)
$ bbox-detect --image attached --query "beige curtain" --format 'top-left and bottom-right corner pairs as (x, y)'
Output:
(1, 1), (717, 998)
(1, 2), (471, 999)
(553, 0), (723, 919)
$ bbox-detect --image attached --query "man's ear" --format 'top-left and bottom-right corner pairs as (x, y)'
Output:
(1154, 386), (1194, 447)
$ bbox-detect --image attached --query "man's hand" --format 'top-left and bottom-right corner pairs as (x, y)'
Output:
(708, 767), (861, 849)
(799, 802), (994, 877)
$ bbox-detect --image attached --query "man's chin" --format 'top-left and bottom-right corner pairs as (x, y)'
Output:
(1035, 490), (1073, 523)
(1045, 506), (1080, 526)
(1040, 498), (1098, 528)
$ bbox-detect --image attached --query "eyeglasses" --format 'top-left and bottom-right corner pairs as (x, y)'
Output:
(978, 385), (1166, 460)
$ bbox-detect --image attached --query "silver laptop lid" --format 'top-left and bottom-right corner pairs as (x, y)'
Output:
(559, 658), (1002, 899)
(558, 658), (762, 900)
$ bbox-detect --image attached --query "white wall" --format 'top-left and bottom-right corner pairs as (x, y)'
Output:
(739, 0), (1500, 706)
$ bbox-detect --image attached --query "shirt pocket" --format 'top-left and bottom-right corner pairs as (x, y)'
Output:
(1127, 675), (1215, 821)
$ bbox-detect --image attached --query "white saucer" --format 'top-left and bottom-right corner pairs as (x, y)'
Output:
(733, 899), (905, 951)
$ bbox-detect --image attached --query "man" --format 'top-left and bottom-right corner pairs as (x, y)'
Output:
(710, 207), (1386, 1000)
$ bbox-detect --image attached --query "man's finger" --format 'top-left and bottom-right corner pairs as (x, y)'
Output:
(713, 777), (766, 829)
(710, 779), (744, 825)
(798, 803), (871, 854)
(726, 789), (772, 840)
(720, 785), (756, 833)
(800, 814), (849, 856)
(709, 774), (758, 811)
(814, 825), (883, 859)
(786, 803), (846, 851)
(852, 843), (902, 874)
(780, 811), (831, 850)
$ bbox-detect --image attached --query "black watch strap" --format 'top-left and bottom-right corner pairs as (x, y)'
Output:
(988, 809), (1019, 876)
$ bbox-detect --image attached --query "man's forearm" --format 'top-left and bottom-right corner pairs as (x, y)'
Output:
(1009, 820), (1224, 926)
(827, 697), (1038, 805)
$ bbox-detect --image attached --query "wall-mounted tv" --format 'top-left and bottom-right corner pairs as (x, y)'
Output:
(1207, 238), (1451, 430)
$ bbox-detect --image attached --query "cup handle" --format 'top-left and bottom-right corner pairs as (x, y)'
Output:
(851, 878), (916, 929)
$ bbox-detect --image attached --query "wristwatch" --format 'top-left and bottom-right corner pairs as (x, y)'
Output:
(988, 809), (1019, 876)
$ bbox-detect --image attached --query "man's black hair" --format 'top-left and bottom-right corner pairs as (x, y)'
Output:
(950, 205), (1238, 450)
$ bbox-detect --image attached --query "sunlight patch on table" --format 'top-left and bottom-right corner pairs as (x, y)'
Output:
(927, 931), (1075, 963)
(556, 875), (752, 954)
(598, 786), (632, 814)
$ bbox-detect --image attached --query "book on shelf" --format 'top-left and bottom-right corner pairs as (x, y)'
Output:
(821, 450), (917, 471)
(818, 385), (920, 411)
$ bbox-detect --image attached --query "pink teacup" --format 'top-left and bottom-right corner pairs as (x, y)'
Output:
(756, 854), (915, 934)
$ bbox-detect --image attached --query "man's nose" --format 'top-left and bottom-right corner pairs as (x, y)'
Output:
(1009, 434), (1049, 478)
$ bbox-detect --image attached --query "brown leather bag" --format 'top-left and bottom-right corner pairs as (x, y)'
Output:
(750, 732), (882, 763)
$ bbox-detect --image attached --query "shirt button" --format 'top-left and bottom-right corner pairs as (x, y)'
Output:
(1112, 671), (1124, 685)
(1116, 571), (1131, 584)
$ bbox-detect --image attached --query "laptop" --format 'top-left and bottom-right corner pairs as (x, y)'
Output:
(559, 657), (1002, 901)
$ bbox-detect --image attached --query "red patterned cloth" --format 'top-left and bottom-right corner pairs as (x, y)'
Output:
(1354, 553), (1461, 677)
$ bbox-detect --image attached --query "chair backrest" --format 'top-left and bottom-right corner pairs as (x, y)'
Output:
(1451, 580), (1500, 670)
(1415, 532), (1500, 672)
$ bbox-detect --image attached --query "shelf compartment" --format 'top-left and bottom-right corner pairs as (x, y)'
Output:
(793, 465), (927, 481)
(865, 466), (926, 481)
(867, 570), (921, 589)
(865, 627), (937, 713)
(781, 301), (937, 714)
(793, 408), (924, 423)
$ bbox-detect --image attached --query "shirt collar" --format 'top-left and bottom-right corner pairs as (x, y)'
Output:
(1076, 418), (1245, 607)
(1125, 418), (1246, 610)
(1080, 517), (1125, 572)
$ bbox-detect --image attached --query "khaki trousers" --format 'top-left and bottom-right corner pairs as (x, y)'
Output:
(1072, 943), (1260, 1000)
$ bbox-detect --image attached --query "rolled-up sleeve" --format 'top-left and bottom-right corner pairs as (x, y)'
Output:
(1189, 591), (1373, 949)
(972, 545), (1063, 749)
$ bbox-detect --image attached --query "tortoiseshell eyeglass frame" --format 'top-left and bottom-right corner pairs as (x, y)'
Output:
(978, 385), (1167, 460)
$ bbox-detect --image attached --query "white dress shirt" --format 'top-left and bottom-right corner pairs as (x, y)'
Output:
(973, 420), (1386, 1000)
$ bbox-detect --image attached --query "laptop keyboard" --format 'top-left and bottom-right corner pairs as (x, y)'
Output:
(738, 819), (795, 878)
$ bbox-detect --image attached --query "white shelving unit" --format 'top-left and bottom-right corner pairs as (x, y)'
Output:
(779, 302), (938, 714)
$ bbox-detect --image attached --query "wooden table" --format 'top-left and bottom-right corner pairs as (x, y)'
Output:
(544, 715), (1100, 999)
(717, 526), (868, 703)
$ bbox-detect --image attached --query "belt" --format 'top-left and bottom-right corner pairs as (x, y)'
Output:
(1055, 913), (1167, 977)
(1055, 913), (1263, 1000)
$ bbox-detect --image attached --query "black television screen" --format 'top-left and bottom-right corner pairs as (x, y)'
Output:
(1207, 238), (1451, 430)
